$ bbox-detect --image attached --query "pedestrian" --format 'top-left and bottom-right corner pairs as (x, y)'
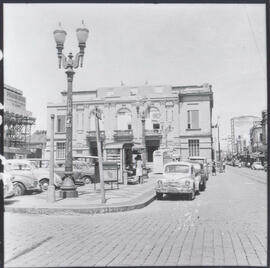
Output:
(135, 154), (143, 184)
(212, 161), (216, 176)
(223, 161), (226, 171)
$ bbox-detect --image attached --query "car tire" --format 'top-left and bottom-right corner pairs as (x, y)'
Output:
(40, 179), (50, 192)
(13, 182), (26, 196)
(83, 176), (92, 184)
(156, 192), (163, 200)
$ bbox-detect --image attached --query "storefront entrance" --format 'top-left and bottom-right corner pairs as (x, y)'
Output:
(89, 141), (103, 157)
(146, 140), (160, 162)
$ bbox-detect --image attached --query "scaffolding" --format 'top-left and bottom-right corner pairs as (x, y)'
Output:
(4, 111), (36, 149)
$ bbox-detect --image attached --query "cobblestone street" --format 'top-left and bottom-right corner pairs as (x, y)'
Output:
(4, 166), (267, 267)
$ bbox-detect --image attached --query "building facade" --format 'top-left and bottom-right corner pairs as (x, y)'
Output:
(230, 115), (261, 155)
(45, 83), (213, 169)
(28, 130), (47, 158)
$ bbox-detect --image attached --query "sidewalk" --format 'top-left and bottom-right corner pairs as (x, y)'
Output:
(4, 173), (161, 215)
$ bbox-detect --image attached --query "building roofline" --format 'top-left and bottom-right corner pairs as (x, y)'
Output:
(4, 84), (23, 95)
(61, 90), (97, 95)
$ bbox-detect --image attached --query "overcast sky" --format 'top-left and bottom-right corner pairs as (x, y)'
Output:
(3, 3), (267, 148)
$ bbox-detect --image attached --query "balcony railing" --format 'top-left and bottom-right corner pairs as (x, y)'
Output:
(145, 129), (162, 141)
(114, 130), (133, 141)
(86, 130), (105, 140)
(145, 129), (162, 135)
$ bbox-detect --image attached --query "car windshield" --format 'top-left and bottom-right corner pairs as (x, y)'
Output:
(165, 164), (189, 173)
(7, 162), (32, 171)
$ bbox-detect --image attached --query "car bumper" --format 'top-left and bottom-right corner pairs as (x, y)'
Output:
(155, 186), (193, 194)
(75, 180), (85, 186)
(27, 185), (41, 192)
(127, 176), (139, 184)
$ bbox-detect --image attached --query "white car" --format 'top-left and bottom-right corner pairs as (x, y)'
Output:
(6, 159), (62, 192)
(155, 162), (198, 200)
(251, 162), (264, 170)
(1, 172), (14, 198)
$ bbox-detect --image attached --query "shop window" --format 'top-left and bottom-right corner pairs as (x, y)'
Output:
(153, 123), (160, 129)
(56, 142), (65, 159)
(187, 110), (199, 129)
(188, 139), (200, 156)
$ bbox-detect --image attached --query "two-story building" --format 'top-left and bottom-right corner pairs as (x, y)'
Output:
(45, 83), (213, 174)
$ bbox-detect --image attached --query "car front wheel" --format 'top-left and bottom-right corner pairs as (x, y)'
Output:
(40, 179), (49, 191)
(13, 182), (26, 196)
(82, 176), (92, 184)
(156, 192), (163, 200)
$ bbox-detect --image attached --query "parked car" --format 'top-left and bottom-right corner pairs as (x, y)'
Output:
(1, 172), (14, 198)
(54, 162), (85, 186)
(155, 161), (197, 200)
(6, 159), (62, 192)
(251, 162), (264, 170)
(73, 161), (95, 184)
(4, 164), (40, 196)
(188, 156), (209, 180)
(28, 159), (96, 185)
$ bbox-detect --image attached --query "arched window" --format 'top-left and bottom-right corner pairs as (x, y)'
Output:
(117, 108), (132, 130)
(146, 107), (161, 130)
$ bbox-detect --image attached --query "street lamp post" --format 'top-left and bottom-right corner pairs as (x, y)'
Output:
(141, 112), (146, 166)
(136, 100), (151, 167)
(53, 22), (89, 198)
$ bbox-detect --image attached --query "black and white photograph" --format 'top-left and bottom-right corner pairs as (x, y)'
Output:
(1, 2), (268, 267)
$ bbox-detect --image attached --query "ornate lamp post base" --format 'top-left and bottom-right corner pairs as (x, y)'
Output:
(60, 175), (78, 198)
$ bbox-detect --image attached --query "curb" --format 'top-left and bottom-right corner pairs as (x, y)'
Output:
(4, 192), (156, 215)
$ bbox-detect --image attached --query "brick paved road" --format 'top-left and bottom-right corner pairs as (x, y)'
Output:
(4, 166), (267, 267)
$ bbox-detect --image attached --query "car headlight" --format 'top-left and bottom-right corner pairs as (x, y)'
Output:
(54, 174), (62, 183)
(157, 180), (163, 187)
(185, 180), (190, 186)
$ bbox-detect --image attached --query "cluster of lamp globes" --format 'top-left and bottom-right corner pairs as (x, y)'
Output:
(53, 21), (89, 68)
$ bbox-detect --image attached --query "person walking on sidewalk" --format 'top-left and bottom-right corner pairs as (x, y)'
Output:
(212, 161), (217, 176)
(135, 154), (143, 184)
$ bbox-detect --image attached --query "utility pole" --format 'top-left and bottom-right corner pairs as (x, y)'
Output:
(94, 107), (106, 204)
(48, 114), (55, 202)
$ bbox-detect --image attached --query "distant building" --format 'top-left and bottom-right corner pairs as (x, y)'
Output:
(28, 130), (47, 158)
(4, 84), (35, 159)
(261, 110), (267, 146)
(230, 115), (261, 154)
(45, 83), (213, 177)
(249, 120), (264, 161)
